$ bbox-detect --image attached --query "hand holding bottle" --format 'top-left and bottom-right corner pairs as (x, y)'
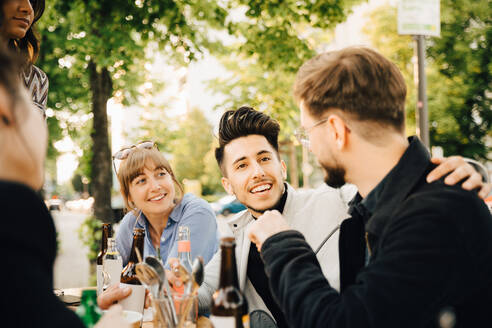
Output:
(97, 284), (152, 311)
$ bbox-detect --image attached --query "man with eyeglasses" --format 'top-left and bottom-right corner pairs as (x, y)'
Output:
(248, 47), (492, 327)
(193, 105), (490, 327)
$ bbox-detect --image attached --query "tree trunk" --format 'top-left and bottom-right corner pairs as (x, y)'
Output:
(89, 61), (114, 223)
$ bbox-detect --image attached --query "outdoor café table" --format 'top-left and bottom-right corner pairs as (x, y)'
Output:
(61, 287), (212, 328)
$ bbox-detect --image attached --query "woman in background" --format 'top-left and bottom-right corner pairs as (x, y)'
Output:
(114, 143), (219, 267)
(0, 0), (48, 115)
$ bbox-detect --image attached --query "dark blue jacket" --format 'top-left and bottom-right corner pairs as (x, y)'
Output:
(0, 181), (85, 328)
(261, 137), (492, 327)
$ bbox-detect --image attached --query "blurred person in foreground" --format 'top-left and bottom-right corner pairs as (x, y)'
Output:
(98, 144), (220, 309)
(0, 0), (49, 115)
(248, 47), (492, 327)
(0, 46), (127, 327)
(193, 107), (490, 327)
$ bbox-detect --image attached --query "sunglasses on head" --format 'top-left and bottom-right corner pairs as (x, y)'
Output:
(112, 141), (158, 172)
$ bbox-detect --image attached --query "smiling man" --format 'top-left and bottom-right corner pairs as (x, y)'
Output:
(220, 134), (286, 217)
(247, 47), (492, 327)
(196, 106), (489, 327)
(198, 107), (352, 328)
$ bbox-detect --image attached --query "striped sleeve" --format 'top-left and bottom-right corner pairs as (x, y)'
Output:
(23, 65), (49, 117)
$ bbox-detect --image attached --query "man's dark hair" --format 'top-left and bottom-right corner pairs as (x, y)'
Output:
(215, 106), (280, 174)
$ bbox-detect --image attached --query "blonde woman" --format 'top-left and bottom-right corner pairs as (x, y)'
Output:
(113, 142), (219, 267)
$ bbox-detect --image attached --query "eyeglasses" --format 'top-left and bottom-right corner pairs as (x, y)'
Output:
(112, 141), (158, 172)
(294, 118), (329, 148)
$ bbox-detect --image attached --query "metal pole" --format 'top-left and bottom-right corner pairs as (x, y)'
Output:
(415, 35), (429, 148)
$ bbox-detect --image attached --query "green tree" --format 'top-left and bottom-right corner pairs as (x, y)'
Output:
(206, 0), (364, 186)
(226, 0), (364, 73)
(170, 108), (217, 191)
(427, 0), (491, 160)
(362, 5), (416, 135)
(37, 0), (227, 222)
(363, 1), (491, 161)
(139, 106), (222, 195)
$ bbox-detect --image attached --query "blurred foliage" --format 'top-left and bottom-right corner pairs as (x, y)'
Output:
(139, 107), (223, 195)
(37, 0), (230, 221)
(362, 5), (416, 136)
(77, 215), (102, 266)
(224, 0), (364, 72)
(205, 0), (364, 186)
(208, 0), (364, 135)
(208, 56), (299, 142)
(363, 1), (491, 161)
(427, 0), (491, 160)
(77, 215), (102, 285)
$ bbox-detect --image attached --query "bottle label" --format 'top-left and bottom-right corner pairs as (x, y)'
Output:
(118, 283), (145, 314)
(103, 258), (123, 287)
(210, 315), (236, 327)
(96, 265), (103, 296)
(178, 240), (191, 252)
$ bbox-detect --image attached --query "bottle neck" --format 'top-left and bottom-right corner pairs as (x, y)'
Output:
(218, 245), (239, 289)
(97, 224), (111, 265)
(100, 225), (111, 252)
(128, 233), (144, 264)
(107, 239), (117, 254)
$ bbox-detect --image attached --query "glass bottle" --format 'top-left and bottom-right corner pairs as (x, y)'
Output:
(102, 237), (122, 290)
(210, 237), (249, 328)
(119, 228), (146, 314)
(178, 225), (193, 274)
(96, 223), (112, 295)
(76, 289), (101, 328)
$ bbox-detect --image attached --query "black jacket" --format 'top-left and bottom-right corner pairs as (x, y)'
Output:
(0, 181), (85, 328)
(261, 137), (492, 327)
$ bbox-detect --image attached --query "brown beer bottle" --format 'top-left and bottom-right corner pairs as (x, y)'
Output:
(210, 237), (249, 328)
(120, 228), (145, 285)
(96, 223), (112, 295)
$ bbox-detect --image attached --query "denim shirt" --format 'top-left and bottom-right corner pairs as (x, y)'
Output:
(115, 193), (220, 268)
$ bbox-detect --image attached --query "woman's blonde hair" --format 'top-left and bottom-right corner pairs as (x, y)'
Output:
(117, 147), (184, 213)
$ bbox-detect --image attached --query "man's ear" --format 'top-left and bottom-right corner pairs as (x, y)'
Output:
(280, 160), (287, 180)
(221, 177), (234, 195)
(327, 114), (349, 150)
(0, 87), (13, 126)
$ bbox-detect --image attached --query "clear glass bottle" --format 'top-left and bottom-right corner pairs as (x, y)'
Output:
(102, 237), (122, 290)
(177, 225), (193, 274)
(96, 223), (111, 295)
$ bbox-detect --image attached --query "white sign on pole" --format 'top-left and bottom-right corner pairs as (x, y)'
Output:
(398, 0), (440, 37)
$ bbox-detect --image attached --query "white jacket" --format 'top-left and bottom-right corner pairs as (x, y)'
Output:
(198, 183), (357, 317)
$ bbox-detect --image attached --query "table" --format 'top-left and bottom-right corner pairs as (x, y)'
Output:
(61, 287), (212, 328)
